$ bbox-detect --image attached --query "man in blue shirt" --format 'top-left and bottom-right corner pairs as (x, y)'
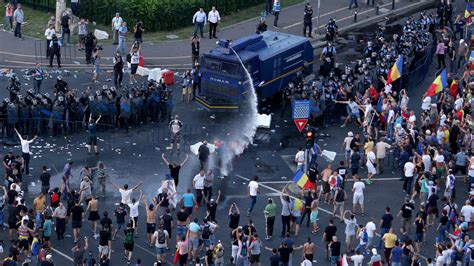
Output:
(116, 21), (128, 55)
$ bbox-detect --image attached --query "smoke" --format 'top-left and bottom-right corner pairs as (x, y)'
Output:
(216, 48), (259, 176)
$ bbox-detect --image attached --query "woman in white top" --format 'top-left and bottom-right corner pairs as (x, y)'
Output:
(128, 190), (143, 234)
(129, 43), (141, 84)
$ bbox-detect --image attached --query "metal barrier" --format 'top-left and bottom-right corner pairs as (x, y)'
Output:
(34, 40), (77, 64)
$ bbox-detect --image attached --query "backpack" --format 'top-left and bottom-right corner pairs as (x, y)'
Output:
(157, 230), (166, 244)
(124, 230), (134, 244)
(126, 53), (132, 63)
(51, 193), (60, 205)
(202, 225), (211, 239)
(448, 204), (458, 223)
(31, 238), (40, 256)
(240, 242), (248, 256)
(362, 230), (368, 243)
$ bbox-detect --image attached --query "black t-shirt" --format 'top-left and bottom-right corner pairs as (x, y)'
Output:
(3, 155), (13, 168)
(176, 210), (189, 223)
(99, 258), (110, 266)
(269, 254), (281, 266)
(440, 215), (449, 225)
(100, 217), (113, 231)
(335, 190), (345, 202)
(169, 164), (181, 181)
(115, 207), (127, 224)
(304, 195), (314, 207)
(415, 219), (424, 234)
(324, 225), (337, 242)
(400, 203), (415, 218)
(84, 257), (96, 265)
(229, 213), (240, 229)
(99, 230), (110, 246)
(7, 190), (18, 205)
(39, 172), (51, 187)
(278, 247), (293, 263)
(157, 192), (169, 208)
(61, 15), (70, 28)
(427, 194), (439, 209)
(206, 249), (214, 264)
(242, 225), (256, 236)
(207, 203), (217, 218)
(330, 241), (341, 256)
(161, 213), (173, 229)
(381, 213), (394, 229)
(71, 205), (84, 221)
(134, 25), (143, 39)
(7, 205), (18, 223)
(198, 145), (210, 161)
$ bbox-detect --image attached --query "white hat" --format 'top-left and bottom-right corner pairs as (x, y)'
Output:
(372, 248), (377, 255)
(460, 39), (465, 43)
(348, 131), (353, 137)
(46, 254), (52, 260)
(425, 130), (431, 135)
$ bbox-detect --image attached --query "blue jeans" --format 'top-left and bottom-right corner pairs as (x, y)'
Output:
(467, 176), (474, 193)
(0, 211), (4, 228)
(438, 225), (447, 242)
(248, 195), (257, 213)
(378, 227), (389, 248)
(193, 22), (204, 37)
(4, 16), (12, 30)
(117, 37), (126, 55)
(330, 256), (340, 266)
(355, 243), (368, 257)
(349, 0), (358, 8)
(35, 212), (43, 230)
(387, 123), (394, 140)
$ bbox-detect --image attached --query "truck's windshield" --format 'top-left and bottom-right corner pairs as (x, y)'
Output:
(203, 57), (241, 76)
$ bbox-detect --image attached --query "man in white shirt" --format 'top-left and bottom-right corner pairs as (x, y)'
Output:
(207, 6), (220, 39)
(192, 7), (206, 38)
(193, 170), (206, 205)
(112, 182), (142, 205)
(460, 200), (473, 222)
(247, 175), (259, 216)
(386, 105), (395, 141)
(295, 147), (305, 172)
(44, 24), (56, 57)
(403, 158), (416, 196)
(352, 175), (365, 215)
(421, 95), (431, 111)
(111, 13), (123, 45)
(342, 132), (354, 163)
(365, 218), (376, 248)
(366, 148), (376, 185)
(14, 128), (37, 176)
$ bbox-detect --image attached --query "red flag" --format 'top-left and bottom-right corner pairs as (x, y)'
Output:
(450, 79), (459, 97)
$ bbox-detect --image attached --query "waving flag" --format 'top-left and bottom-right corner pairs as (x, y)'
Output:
(450, 79), (459, 97)
(426, 69), (448, 97)
(465, 3), (472, 24)
(386, 56), (403, 84)
(292, 170), (316, 190)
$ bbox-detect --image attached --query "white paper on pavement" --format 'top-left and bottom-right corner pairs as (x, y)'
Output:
(157, 180), (177, 209)
(321, 150), (336, 162)
(257, 113), (272, 128)
(190, 142), (216, 155)
(93, 29), (109, 40)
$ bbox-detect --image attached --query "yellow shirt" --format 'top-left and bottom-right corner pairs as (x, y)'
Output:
(33, 197), (46, 212)
(382, 233), (397, 248)
(364, 141), (374, 155)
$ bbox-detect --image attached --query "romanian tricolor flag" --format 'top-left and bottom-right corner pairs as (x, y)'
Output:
(292, 170), (316, 190)
(426, 69), (448, 97)
(386, 55), (403, 84)
(450, 79), (459, 97)
(465, 3), (472, 24)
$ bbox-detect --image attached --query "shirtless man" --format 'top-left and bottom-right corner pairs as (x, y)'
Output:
(318, 164), (333, 204)
(176, 206), (190, 243)
(85, 196), (100, 239)
(143, 196), (158, 247)
(302, 237), (315, 263)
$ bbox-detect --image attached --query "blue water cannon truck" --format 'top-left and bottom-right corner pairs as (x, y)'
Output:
(196, 31), (314, 111)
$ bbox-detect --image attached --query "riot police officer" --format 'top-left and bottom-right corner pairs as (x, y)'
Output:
(49, 34), (62, 68)
(6, 74), (20, 102)
(54, 76), (68, 95)
(303, 3), (313, 38)
(325, 19), (338, 42)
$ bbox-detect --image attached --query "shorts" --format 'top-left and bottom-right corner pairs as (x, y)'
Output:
(177, 225), (187, 238)
(94, 65), (101, 74)
(88, 211), (100, 221)
(182, 86), (192, 95)
(321, 181), (330, 194)
(415, 233), (423, 242)
(345, 234), (355, 244)
(351, 168), (359, 175)
(367, 165), (377, 175)
(78, 34), (85, 43)
(310, 211), (318, 223)
(147, 223), (156, 234)
(353, 194), (364, 205)
(292, 215), (302, 224)
(72, 220), (82, 229)
(334, 201), (344, 207)
(8, 220), (17, 229)
(99, 245), (109, 255)
(124, 242), (134, 251)
(249, 254), (260, 263)
(88, 136), (97, 146)
(131, 64), (139, 74)
(116, 222), (124, 230)
(185, 207), (193, 215)
(188, 237), (199, 251)
(156, 247), (167, 255)
(130, 217), (138, 228)
(18, 239), (29, 250)
(43, 236), (50, 242)
(171, 132), (181, 144)
(203, 238), (211, 248)
(350, 112), (360, 120)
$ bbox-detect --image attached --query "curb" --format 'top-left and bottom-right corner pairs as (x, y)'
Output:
(310, 0), (435, 48)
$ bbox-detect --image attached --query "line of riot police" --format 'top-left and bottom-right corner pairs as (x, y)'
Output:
(0, 76), (174, 139)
